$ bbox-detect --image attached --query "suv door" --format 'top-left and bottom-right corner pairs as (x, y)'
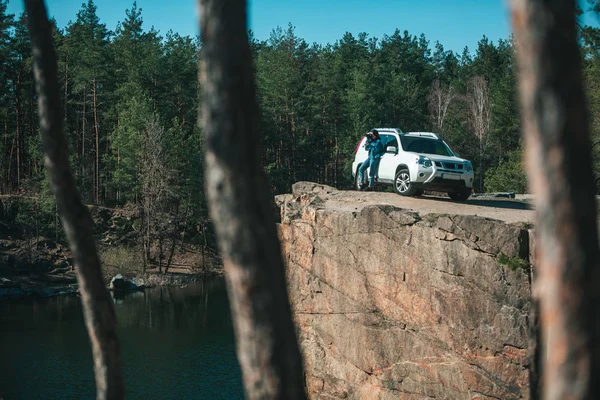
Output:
(377, 134), (400, 183)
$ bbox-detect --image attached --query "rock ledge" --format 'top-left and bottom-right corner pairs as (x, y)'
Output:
(277, 182), (532, 400)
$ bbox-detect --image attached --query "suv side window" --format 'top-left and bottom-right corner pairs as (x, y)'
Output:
(381, 134), (398, 150)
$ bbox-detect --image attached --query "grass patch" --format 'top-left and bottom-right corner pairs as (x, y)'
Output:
(423, 213), (450, 224)
(512, 221), (534, 230)
(497, 252), (530, 271)
(382, 379), (398, 390)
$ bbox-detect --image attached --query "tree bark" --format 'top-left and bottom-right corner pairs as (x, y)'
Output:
(7, 135), (15, 192)
(164, 201), (180, 274)
(510, 0), (600, 399)
(25, 2), (125, 399)
(3, 110), (8, 191)
(93, 78), (100, 204)
(164, 236), (176, 275)
(15, 68), (22, 188)
(64, 57), (68, 122)
(29, 82), (36, 178)
(82, 88), (86, 181)
(198, 0), (306, 399)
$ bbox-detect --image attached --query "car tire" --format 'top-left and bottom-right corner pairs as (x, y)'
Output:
(448, 188), (472, 201)
(394, 168), (418, 196)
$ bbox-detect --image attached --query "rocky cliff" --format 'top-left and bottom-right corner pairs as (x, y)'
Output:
(276, 182), (534, 400)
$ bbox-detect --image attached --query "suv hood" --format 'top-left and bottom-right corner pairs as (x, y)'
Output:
(407, 152), (471, 163)
(427, 154), (470, 163)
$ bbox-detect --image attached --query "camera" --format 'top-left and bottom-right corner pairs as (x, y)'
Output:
(366, 131), (374, 138)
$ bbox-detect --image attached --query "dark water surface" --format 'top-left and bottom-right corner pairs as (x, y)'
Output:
(0, 277), (244, 399)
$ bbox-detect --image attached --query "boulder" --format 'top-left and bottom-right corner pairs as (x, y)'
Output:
(0, 277), (20, 288)
(109, 274), (144, 292)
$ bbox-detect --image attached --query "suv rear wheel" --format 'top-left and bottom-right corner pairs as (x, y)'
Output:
(394, 168), (418, 196)
(448, 188), (472, 201)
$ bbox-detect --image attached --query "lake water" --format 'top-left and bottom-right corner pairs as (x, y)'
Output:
(0, 277), (244, 399)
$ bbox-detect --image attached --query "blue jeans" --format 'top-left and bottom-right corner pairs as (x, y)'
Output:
(358, 157), (381, 187)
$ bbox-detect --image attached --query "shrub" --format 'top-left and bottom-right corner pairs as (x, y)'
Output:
(497, 252), (530, 271)
(485, 150), (529, 193)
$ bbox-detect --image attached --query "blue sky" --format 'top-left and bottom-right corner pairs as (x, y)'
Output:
(6, 0), (600, 53)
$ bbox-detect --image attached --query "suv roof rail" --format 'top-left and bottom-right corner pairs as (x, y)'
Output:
(373, 127), (403, 134)
(403, 131), (439, 139)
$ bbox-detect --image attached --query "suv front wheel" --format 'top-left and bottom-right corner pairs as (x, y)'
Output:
(394, 168), (418, 196)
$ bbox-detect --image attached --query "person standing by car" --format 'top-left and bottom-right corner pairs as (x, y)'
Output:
(358, 129), (384, 190)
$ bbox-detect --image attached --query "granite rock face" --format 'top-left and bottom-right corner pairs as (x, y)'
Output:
(276, 182), (532, 400)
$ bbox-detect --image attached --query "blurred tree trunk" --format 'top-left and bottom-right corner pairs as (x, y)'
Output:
(25, 1), (124, 399)
(510, 0), (600, 399)
(198, 0), (306, 399)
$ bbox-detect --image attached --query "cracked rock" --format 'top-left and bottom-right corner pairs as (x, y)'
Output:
(278, 184), (532, 400)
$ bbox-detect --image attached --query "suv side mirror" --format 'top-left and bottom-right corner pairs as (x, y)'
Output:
(386, 146), (397, 154)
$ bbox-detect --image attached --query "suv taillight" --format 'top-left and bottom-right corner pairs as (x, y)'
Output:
(354, 138), (363, 155)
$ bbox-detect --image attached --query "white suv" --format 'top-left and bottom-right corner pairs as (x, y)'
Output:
(352, 128), (474, 200)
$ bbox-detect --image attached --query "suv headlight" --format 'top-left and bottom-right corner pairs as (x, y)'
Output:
(464, 161), (473, 172)
(416, 156), (432, 168)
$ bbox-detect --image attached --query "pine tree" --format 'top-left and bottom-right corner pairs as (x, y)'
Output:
(8, 13), (33, 191)
(256, 24), (311, 192)
(0, 1), (13, 156)
(1, 3), (599, 201)
(0, 0), (13, 192)
(65, 0), (111, 203)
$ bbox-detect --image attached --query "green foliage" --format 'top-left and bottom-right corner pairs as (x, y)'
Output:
(0, 1), (598, 243)
(484, 150), (528, 193)
(109, 92), (153, 201)
(12, 178), (60, 240)
(582, 24), (600, 176)
(518, 222), (534, 230)
(497, 252), (530, 271)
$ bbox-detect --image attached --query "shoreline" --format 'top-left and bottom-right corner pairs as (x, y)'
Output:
(0, 269), (223, 301)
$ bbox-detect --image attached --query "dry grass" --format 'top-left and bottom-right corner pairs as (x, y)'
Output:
(98, 244), (222, 284)
(99, 246), (144, 283)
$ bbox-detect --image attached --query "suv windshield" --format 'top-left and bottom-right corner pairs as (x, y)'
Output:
(400, 136), (454, 157)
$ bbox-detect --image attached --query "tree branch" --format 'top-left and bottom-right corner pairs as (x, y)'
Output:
(25, 1), (125, 399)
